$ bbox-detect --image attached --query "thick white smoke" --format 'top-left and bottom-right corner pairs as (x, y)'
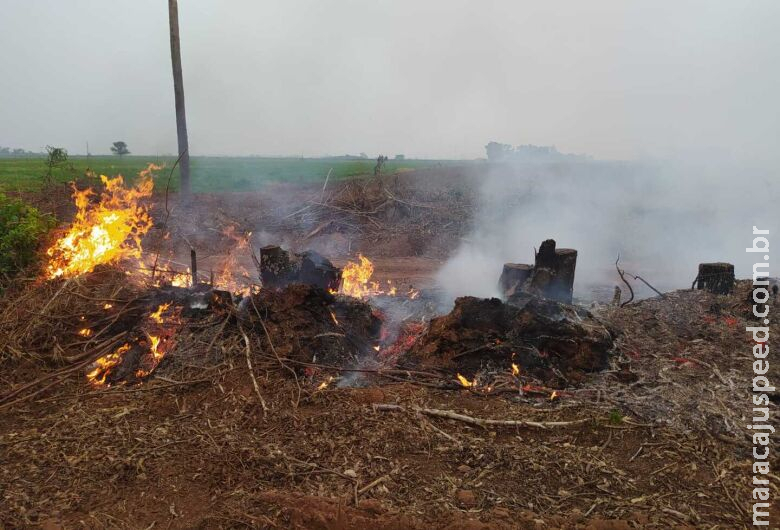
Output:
(436, 156), (778, 302)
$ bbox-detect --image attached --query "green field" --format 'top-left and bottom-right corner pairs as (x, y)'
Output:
(0, 156), (452, 193)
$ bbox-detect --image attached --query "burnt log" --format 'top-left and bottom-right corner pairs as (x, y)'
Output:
(498, 263), (533, 297)
(696, 262), (735, 295)
(259, 245), (341, 291)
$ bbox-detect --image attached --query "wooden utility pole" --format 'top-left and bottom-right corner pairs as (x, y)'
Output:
(168, 0), (191, 197)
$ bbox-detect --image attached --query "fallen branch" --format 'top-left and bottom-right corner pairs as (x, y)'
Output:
(238, 322), (268, 416)
(615, 255), (635, 307)
(373, 404), (590, 429)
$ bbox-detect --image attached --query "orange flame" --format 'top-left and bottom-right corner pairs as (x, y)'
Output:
(78, 328), (93, 337)
(511, 363), (520, 377)
(456, 373), (475, 388)
(149, 302), (171, 324)
(340, 254), (375, 298)
(87, 343), (131, 387)
(317, 376), (334, 390)
(45, 164), (160, 279)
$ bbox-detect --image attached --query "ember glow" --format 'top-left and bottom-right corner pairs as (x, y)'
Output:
(511, 363), (520, 377)
(45, 164), (160, 279)
(78, 328), (92, 337)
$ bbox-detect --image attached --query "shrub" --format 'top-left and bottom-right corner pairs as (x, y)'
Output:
(0, 194), (56, 278)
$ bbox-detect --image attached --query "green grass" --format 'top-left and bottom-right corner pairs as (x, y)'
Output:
(0, 156), (452, 193)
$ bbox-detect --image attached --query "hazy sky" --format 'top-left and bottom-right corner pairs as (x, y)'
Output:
(1, 1), (778, 160)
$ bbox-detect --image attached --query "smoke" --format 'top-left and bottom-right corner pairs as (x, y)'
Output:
(436, 155), (779, 302)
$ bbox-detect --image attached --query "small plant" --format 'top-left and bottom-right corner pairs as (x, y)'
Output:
(0, 194), (56, 279)
(608, 409), (624, 425)
(43, 146), (70, 185)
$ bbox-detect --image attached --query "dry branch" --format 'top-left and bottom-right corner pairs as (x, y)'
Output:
(373, 403), (591, 429)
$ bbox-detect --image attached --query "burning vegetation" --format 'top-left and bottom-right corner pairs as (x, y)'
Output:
(45, 165), (159, 279)
(0, 164), (769, 529)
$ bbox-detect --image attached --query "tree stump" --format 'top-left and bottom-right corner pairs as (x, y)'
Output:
(259, 245), (341, 291)
(498, 263), (533, 296)
(528, 240), (577, 304)
(696, 263), (735, 295)
(259, 245), (295, 288)
(499, 240), (578, 304)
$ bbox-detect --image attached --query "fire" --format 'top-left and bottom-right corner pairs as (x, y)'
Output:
(103, 303), (113, 310)
(78, 328), (92, 337)
(329, 309), (340, 325)
(215, 226), (253, 293)
(87, 343), (131, 387)
(317, 376), (334, 390)
(340, 254), (375, 298)
(149, 335), (162, 361)
(511, 363), (520, 377)
(45, 164), (160, 279)
(171, 268), (191, 287)
(456, 373), (475, 388)
(550, 391), (559, 401)
(149, 302), (171, 323)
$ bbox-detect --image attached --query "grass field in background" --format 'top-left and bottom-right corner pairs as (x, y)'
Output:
(0, 156), (452, 193)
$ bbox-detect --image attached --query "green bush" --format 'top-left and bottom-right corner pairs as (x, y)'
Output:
(0, 194), (55, 277)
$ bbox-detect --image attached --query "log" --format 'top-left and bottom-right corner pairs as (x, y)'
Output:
(696, 263), (735, 295)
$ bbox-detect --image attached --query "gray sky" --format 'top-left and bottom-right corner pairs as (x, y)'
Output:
(1, 0), (778, 160)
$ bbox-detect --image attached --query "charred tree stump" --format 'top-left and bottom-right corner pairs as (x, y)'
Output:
(696, 263), (735, 295)
(550, 248), (577, 303)
(528, 240), (577, 304)
(298, 251), (341, 292)
(259, 245), (341, 291)
(259, 245), (295, 288)
(498, 263), (533, 297)
(499, 240), (578, 304)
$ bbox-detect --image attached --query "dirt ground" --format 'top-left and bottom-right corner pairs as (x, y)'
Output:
(1, 167), (777, 528)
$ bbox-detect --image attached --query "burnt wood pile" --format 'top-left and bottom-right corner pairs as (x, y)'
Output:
(403, 294), (614, 387)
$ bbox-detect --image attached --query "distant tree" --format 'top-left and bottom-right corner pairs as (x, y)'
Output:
(359, 152), (368, 159)
(485, 141), (513, 162)
(0, 147), (9, 155)
(12, 148), (26, 156)
(394, 154), (405, 160)
(111, 141), (130, 156)
(374, 155), (388, 177)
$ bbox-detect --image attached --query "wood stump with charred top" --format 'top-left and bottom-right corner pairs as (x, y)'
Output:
(696, 262), (735, 295)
